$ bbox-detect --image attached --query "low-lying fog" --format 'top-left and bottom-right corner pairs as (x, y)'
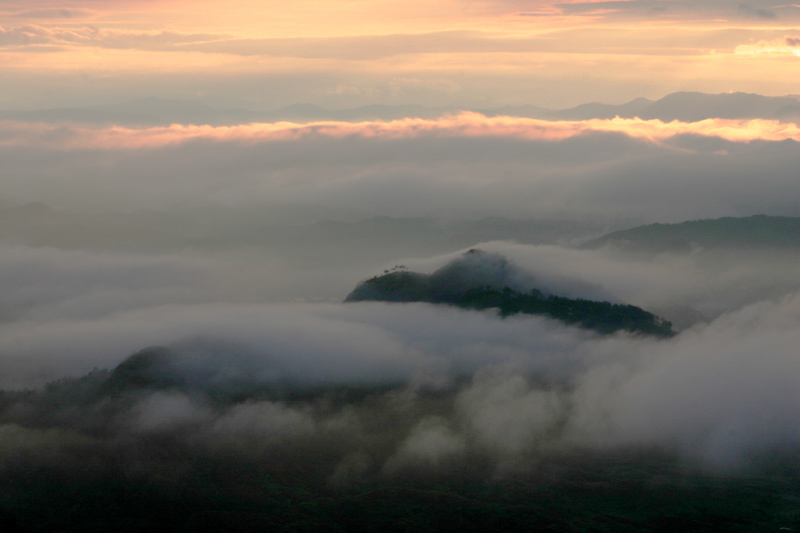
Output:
(1, 235), (799, 472)
(1, 118), (799, 531)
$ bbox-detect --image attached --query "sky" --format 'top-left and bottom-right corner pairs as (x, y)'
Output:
(3, 0), (800, 109)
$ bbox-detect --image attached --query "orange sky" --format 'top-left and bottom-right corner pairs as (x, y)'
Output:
(2, 1), (800, 109)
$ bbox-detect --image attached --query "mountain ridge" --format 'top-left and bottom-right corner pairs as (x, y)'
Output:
(584, 214), (800, 252)
(3, 91), (799, 126)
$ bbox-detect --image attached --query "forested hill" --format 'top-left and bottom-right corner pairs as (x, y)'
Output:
(345, 250), (673, 337)
(583, 215), (800, 252)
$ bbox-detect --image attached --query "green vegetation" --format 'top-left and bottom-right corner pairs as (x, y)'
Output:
(457, 287), (673, 337)
(346, 256), (673, 337)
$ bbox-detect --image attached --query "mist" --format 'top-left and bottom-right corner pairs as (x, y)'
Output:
(1, 111), (800, 529)
(2, 282), (800, 528)
(2, 239), (798, 468)
(2, 120), (800, 222)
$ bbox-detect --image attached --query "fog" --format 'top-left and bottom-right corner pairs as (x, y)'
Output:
(1, 239), (799, 472)
(1, 111), (799, 529)
(2, 119), (800, 222)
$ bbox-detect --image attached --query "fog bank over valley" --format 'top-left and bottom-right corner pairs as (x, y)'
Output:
(2, 93), (800, 530)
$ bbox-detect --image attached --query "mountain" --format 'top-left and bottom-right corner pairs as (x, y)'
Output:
(0, 98), (460, 126)
(478, 103), (552, 118)
(637, 91), (800, 122)
(345, 249), (673, 337)
(548, 97), (653, 120)
(583, 215), (800, 252)
(0, 96), (254, 126)
(4, 91), (799, 126)
(544, 92), (800, 122)
(6, 92), (800, 126)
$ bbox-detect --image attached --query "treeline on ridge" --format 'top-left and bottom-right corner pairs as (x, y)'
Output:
(345, 250), (673, 337)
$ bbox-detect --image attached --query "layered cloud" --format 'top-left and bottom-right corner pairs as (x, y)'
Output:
(0, 239), (798, 476)
(735, 35), (800, 56)
(3, 0), (800, 110)
(520, 0), (799, 20)
(1, 236), (797, 383)
(1, 113), (799, 222)
(3, 114), (800, 149)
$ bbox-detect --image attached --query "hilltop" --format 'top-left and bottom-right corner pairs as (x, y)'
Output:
(345, 250), (673, 337)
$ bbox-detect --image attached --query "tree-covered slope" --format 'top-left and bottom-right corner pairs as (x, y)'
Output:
(345, 250), (673, 337)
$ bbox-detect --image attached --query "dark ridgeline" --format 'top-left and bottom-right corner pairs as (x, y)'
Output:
(583, 215), (800, 252)
(345, 249), (673, 337)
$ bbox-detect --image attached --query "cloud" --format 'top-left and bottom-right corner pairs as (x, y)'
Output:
(568, 291), (800, 468)
(738, 3), (776, 19)
(0, 237), (796, 393)
(533, 0), (795, 21)
(12, 8), (97, 19)
(735, 35), (800, 56)
(209, 400), (317, 446)
(4, 114), (800, 150)
(383, 416), (467, 472)
(456, 371), (566, 463)
(2, 281), (799, 474)
(0, 24), (66, 46)
(2, 115), (800, 222)
(0, 24), (227, 50)
(131, 391), (211, 432)
(5, 0), (800, 115)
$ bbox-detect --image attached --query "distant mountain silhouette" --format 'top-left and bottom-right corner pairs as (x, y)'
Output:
(548, 97), (653, 120)
(345, 249), (673, 337)
(3, 91), (799, 125)
(637, 92), (800, 122)
(583, 215), (800, 252)
(0, 96), (251, 126)
(546, 92), (800, 122)
(0, 98), (460, 125)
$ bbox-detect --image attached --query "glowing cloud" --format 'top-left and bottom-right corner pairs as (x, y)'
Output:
(2, 114), (799, 151)
(734, 35), (800, 56)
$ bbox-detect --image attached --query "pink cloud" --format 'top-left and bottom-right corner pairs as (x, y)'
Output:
(1, 114), (799, 150)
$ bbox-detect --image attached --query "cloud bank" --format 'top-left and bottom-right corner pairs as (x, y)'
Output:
(2, 114), (799, 222)
(1, 240), (798, 472)
(0, 221), (798, 528)
(2, 277), (799, 474)
(4, 114), (800, 150)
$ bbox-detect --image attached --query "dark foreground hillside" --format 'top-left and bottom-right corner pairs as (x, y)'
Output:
(0, 347), (798, 532)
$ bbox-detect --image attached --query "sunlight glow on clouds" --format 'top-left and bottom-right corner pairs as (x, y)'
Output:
(3, 114), (800, 150)
(3, 0), (800, 108)
(735, 35), (800, 56)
